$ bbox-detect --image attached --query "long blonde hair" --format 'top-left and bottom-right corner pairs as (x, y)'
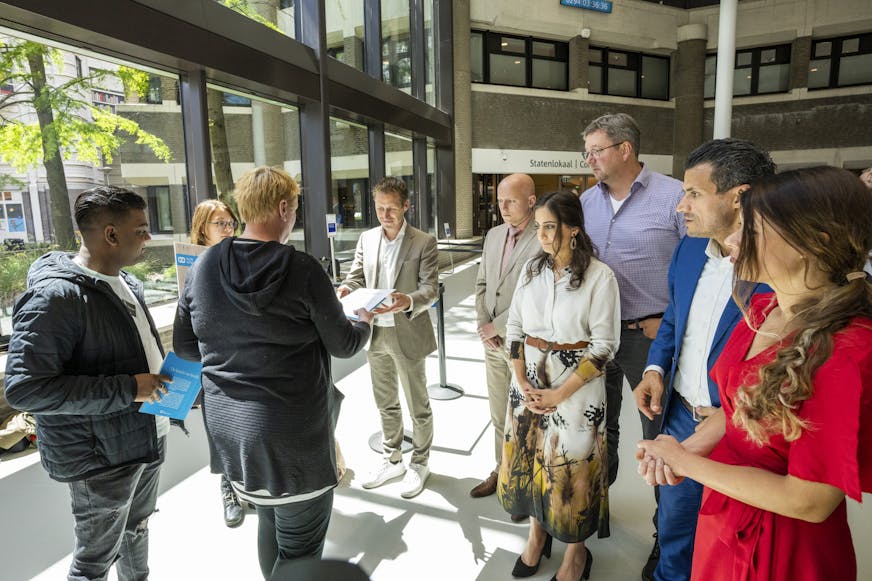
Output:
(190, 199), (236, 245)
(732, 167), (872, 444)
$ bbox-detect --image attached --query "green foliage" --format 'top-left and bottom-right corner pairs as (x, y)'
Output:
(221, 0), (280, 31)
(0, 246), (52, 309)
(162, 264), (177, 281)
(116, 66), (150, 100)
(0, 39), (172, 173)
(122, 259), (162, 281)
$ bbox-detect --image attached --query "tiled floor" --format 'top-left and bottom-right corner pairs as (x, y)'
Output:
(23, 260), (872, 580)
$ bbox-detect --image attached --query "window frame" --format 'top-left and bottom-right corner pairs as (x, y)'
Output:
(472, 30), (569, 91)
(704, 43), (792, 99)
(809, 33), (872, 90)
(588, 46), (670, 101)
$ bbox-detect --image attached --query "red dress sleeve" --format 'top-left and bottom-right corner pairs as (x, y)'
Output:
(787, 325), (872, 502)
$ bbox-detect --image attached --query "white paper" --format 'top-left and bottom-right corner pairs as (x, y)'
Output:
(340, 288), (394, 319)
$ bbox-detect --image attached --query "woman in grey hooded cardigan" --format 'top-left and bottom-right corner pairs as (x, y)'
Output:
(174, 167), (373, 579)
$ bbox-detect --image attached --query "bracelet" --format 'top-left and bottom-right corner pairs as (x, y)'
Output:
(573, 358), (604, 382)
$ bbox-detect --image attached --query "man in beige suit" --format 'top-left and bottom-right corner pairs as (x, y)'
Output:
(337, 177), (439, 499)
(470, 173), (538, 506)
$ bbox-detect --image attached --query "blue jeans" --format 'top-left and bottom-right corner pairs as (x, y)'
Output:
(67, 437), (165, 581)
(256, 490), (334, 580)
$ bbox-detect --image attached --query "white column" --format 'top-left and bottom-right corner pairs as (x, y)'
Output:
(713, 0), (738, 139)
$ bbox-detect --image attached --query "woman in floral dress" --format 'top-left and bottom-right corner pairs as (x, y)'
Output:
(498, 191), (620, 581)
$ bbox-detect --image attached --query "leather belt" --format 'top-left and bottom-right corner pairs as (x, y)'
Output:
(621, 312), (664, 330)
(677, 393), (702, 423)
(525, 336), (589, 351)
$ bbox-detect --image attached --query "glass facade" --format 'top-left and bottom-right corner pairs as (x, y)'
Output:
(382, 0), (412, 92)
(330, 117), (370, 254)
(810, 33), (872, 89)
(588, 47), (670, 100)
(705, 44), (791, 98)
(326, 0), (366, 69)
(472, 31), (569, 91)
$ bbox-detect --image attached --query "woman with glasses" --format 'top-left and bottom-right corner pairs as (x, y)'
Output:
(191, 199), (238, 246)
(188, 199), (245, 528)
(174, 167), (374, 578)
(499, 191), (620, 581)
(637, 167), (872, 581)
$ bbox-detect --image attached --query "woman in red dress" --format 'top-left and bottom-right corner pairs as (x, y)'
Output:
(636, 166), (872, 581)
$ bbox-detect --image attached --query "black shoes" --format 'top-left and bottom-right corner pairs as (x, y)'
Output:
(221, 476), (245, 528)
(512, 534), (553, 578)
(641, 533), (660, 581)
(549, 547), (593, 581)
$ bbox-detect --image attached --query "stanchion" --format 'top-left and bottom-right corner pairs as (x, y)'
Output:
(427, 281), (464, 400)
(368, 430), (415, 454)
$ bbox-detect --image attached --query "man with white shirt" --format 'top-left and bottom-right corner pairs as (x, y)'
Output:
(634, 139), (775, 581)
(337, 177), (439, 499)
(4, 186), (170, 581)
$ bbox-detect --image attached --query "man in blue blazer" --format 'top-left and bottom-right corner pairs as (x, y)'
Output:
(634, 139), (776, 581)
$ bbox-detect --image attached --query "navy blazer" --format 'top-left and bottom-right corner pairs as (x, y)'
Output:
(646, 236), (769, 418)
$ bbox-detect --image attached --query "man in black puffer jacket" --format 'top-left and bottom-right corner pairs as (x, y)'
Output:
(4, 186), (172, 581)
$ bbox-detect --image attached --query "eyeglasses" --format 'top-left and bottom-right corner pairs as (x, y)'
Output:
(209, 220), (238, 230)
(582, 142), (623, 160)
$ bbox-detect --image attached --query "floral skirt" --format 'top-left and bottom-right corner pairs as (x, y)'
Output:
(497, 345), (609, 542)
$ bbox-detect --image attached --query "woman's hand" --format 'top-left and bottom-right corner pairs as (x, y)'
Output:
(517, 379), (556, 414)
(529, 386), (565, 409)
(636, 435), (689, 485)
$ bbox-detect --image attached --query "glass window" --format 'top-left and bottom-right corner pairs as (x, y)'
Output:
(641, 55), (669, 100)
(326, 0), (365, 70)
(212, 0), (296, 39)
(207, 86), (304, 249)
(382, 0), (411, 93)
(489, 54), (527, 86)
(608, 68), (637, 97)
(500, 36), (525, 54)
(471, 32), (484, 82)
(809, 34), (872, 90)
(385, 127), (415, 223)
(532, 59), (567, 90)
(0, 33), (188, 306)
(589, 48), (603, 64)
(704, 55), (716, 99)
(608, 51), (628, 67)
(424, 0), (436, 106)
(705, 44), (790, 98)
(532, 41), (557, 58)
(807, 59), (831, 88)
(838, 53), (872, 86)
(329, 117), (369, 254)
(588, 64), (602, 94)
(426, 138), (437, 237)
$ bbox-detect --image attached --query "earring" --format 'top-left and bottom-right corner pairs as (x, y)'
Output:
(570, 235), (578, 250)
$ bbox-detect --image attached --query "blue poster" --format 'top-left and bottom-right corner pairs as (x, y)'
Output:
(560, 0), (613, 14)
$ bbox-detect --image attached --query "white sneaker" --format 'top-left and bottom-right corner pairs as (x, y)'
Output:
(400, 463), (430, 499)
(361, 460), (406, 489)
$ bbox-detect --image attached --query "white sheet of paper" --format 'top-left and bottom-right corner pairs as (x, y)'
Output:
(340, 288), (394, 319)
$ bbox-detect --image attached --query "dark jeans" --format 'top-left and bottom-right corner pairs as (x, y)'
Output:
(67, 437), (166, 581)
(256, 490), (334, 580)
(605, 328), (664, 486)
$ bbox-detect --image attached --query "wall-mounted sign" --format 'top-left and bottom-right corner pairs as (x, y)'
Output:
(560, 0), (613, 14)
(472, 148), (674, 176)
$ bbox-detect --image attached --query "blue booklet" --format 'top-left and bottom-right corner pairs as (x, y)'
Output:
(139, 352), (203, 421)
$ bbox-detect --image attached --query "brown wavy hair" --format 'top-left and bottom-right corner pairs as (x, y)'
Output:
(732, 167), (872, 444)
(524, 191), (596, 290)
(190, 199), (237, 245)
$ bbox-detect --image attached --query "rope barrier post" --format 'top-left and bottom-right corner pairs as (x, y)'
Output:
(427, 281), (464, 400)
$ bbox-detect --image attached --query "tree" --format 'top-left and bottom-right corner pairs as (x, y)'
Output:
(0, 39), (171, 248)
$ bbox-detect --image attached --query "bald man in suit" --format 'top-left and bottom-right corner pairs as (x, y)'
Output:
(338, 177), (439, 499)
(470, 174), (539, 509)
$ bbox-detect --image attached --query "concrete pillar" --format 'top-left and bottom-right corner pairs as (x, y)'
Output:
(343, 35), (365, 71)
(672, 23), (707, 177)
(713, 0), (737, 138)
(790, 36), (812, 90)
(453, 0), (473, 238)
(568, 35), (590, 91)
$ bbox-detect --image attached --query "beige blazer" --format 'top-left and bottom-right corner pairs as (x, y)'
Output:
(475, 222), (540, 337)
(342, 223), (439, 360)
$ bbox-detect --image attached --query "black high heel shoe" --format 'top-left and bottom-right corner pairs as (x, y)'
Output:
(511, 533), (553, 578)
(549, 547), (593, 581)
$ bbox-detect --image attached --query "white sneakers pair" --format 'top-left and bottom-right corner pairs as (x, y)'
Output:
(361, 460), (430, 499)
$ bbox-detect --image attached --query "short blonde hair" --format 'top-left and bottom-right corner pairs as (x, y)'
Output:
(233, 166), (299, 224)
(190, 199), (236, 245)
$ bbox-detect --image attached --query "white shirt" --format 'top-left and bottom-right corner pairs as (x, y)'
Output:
(505, 259), (620, 364)
(609, 196), (626, 215)
(74, 259), (170, 437)
(648, 239), (733, 408)
(374, 220), (408, 328)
